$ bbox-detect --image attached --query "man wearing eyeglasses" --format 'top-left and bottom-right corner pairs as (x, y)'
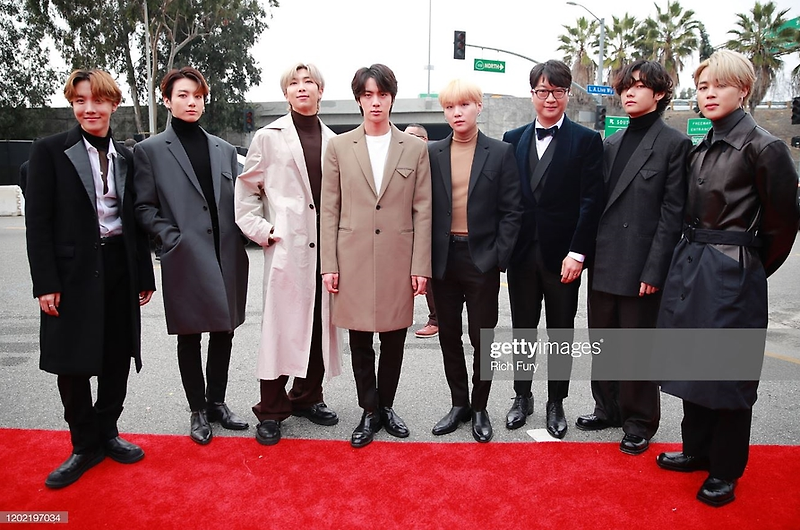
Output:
(502, 60), (604, 439)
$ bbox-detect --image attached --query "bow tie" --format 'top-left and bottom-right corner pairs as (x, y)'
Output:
(536, 126), (558, 140)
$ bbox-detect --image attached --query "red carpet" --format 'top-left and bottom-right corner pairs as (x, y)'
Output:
(1, 428), (798, 529)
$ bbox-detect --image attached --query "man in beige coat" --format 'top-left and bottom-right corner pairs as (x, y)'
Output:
(321, 64), (432, 448)
(235, 63), (342, 446)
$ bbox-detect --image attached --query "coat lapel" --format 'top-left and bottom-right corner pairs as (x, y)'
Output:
(435, 134), (454, 206)
(63, 127), (96, 211)
(205, 129), (223, 207)
(604, 120), (663, 211)
(468, 132), (490, 198)
(164, 127), (204, 197)
(534, 117), (573, 197)
(378, 125), (405, 200)
(351, 125), (378, 197)
(515, 124), (535, 201)
(113, 140), (127, 205)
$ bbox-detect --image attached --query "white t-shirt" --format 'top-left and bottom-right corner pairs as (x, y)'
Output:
(365, 130), (392, 193)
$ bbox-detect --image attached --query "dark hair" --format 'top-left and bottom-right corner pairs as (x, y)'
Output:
(529, 60), (572, 90)
(160, 66), (209, 100)
(351, 64), (398, 115)
(613, 60), (673, 114)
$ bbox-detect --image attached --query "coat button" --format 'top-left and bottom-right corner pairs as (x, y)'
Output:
(698, 178), (704, 185)
(309, 242), (315, 248)
(207, 229), (212, 234)
(623, 223), (629, 228)
(309, 204), (314, 209)
(93, 243), (99, 250)
(376, 205), (381, 210)
(203, 206), (208, 211)
(680, 294), (686, 300)
(375, 229), (381, 234)
(687, 256), (693, 263)
(94, 271), (100, 278)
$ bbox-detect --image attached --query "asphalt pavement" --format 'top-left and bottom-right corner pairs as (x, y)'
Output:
(1, 215), (799, 447)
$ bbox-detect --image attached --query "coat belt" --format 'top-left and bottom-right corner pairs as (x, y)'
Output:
(684, 227), (762, 247)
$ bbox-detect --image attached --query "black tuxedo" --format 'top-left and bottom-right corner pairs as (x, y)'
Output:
(428, 132), (522, 410)
(588, 117), (690, 439)
(25, 125), (155, 451)
(502, 116), (603, 401)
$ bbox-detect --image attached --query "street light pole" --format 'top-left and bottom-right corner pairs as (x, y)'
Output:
(566, 2), (605, 102)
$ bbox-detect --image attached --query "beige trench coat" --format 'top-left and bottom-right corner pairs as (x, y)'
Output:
(320, 123), (432, 332)
(235, 113), (342, 381)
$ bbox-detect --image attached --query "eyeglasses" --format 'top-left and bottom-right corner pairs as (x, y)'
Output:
(533, 88), (569, 100)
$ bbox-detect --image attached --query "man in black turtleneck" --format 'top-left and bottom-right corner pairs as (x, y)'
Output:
(577, 60), (691, 456)
(234, 63), (342, 447)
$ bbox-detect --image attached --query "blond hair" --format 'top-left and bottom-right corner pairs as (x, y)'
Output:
(279, 63), (325, 94)
(438, 79), (483, 106)
(63, 69), (122, 105)
(694, 50), (756, 107)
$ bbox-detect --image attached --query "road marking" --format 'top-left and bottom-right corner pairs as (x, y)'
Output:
(765, 351), (800, 365)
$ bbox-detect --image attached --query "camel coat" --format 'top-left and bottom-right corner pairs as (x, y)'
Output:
(235, 113), (342, 381)
(320, 123), (432, 332)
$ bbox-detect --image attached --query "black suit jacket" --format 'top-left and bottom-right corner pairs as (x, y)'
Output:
(429, 131), (522, 279)
(503, 116), (604, 273)
(592, 118), (690, 296)
(25, 125), (155, 375)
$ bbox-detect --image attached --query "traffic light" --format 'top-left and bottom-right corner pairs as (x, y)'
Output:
(792, 97), (800, 125)
(453, 31), (466, 60)
(595, 105), (607, 130)
(244, 108), (255, 132)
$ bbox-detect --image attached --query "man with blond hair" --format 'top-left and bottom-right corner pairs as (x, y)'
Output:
(428, 79), (521, 443)
(235, 63), (342, 446)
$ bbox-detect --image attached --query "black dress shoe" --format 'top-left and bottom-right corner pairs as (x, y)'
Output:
(472, 409), (493, 443)
(255, 420), (281, 446)
(190, 410), (212, 445)
(45, 447), (105, 489)
(105, 436), (145, 464)
(432, 406), (471, 435)
(656, 451), (710, 472)
(620, 433), (649, 455)
(207, 402), (249, 430)
(575, 413), (620, 431)
(546, 400), (568, 439)
(292, 402), (339, 426)
(351, 411), (382, 448)
(505, 394), (533, 430)
(380, 407), (409, 438)
(697, 476), (737, 507)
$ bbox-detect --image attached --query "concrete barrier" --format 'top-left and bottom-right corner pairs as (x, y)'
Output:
(0, 186), (24, 216)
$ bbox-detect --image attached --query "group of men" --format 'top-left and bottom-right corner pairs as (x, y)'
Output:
(27, 56), (690, 489)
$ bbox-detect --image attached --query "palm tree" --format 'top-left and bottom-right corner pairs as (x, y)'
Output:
(638, 1), (701, 86)
(605, 14), (640, 88)
(557, 16), (598, 105)
(726, 1), (799, 113)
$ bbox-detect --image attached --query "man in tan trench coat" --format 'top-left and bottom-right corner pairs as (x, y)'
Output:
(235, 63), (343, 447)
(321, 64), (432, 448)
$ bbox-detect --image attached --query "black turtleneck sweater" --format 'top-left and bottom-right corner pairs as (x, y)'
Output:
(291, 110), (323, 207)
(172, 117), (220, 263)
(81, 128), (112, 152)
(709, 107), (746, 144)
(607, 110), (661, 201)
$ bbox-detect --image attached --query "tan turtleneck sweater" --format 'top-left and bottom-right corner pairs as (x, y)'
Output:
(450, 129), (478, 234)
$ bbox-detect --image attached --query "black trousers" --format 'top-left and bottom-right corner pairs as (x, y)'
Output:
(349, 328), (407, 412)
(57, 238), (133, 454)
(507, 242), (580, 401)
(177, 331), (234, 412)
(254, 272), (325, 422)
(432, 240), (500, 411)
(587, 288), (662, 439)
(682, 400), (752, 480)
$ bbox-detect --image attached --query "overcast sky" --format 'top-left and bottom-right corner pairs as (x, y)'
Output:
(246, 0), (800, 103)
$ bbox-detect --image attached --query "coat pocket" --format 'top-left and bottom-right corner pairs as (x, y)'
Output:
(396, 168), (414, 178)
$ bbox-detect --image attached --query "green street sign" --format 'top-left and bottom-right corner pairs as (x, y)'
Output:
(691, 136), (706, 145)
(766, 16), (800, 51)
(687, 118), (712, 137)
(474, 59), (506, 73)
(419, 93), (439, 99)
(604, 116), (629, 137)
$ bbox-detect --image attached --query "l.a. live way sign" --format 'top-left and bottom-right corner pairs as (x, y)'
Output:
(587, 84), (615, 96)
(474, 59), (505, 73)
